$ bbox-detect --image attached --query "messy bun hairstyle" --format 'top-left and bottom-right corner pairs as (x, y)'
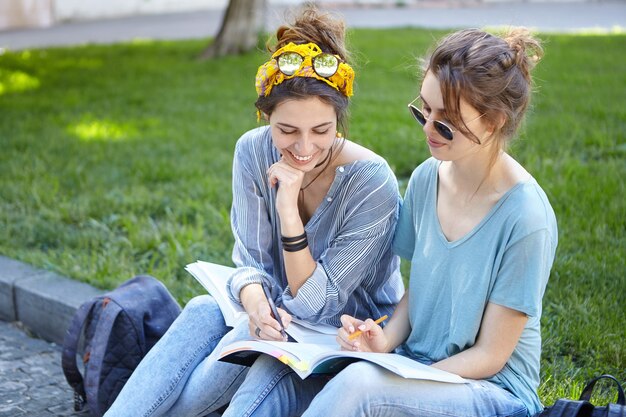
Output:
(424, 27), (543, 148)
(255, 6), (351, 135)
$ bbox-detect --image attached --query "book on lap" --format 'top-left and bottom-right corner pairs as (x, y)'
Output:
(186, 260), (466, 383)
(218, 339), (467, 383)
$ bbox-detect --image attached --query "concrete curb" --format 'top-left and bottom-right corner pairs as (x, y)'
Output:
(0, 255), (104, 345)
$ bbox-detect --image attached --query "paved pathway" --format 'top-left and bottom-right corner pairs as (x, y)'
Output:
(0, 321), (88, 417)
(0, 2), (625, 50)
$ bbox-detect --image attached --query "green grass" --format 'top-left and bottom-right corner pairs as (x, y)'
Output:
(0, 29), (624, 405)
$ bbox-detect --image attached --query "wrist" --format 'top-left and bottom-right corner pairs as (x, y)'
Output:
(281, 232), (308, 252)
(240, 283), (264, 311)
(279, 217), (304, 236)
(381, 329), (395, 353)
(277, 208), (303, 228)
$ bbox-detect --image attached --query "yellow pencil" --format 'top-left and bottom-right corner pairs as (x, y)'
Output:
(348, 315), (388, 340)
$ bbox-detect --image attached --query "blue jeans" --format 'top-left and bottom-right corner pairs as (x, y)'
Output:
(222, 354), (329, 417)
(104, 295), (250, 417)
(225, 359), (528, 417)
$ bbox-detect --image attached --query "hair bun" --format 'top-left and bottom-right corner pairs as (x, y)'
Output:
(504, 27), (543, 80)
(270, 5), (350, 62)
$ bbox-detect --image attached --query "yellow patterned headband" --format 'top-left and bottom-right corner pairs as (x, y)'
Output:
(255, 42), (354, 98)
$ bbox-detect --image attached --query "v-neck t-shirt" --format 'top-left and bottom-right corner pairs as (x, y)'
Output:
(393, 157), (558, 416)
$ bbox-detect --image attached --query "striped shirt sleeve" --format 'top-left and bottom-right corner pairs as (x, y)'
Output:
(227, 132), (275, 303)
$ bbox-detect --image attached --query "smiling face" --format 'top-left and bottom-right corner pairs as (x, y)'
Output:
(269, 96), (337, 172)
(419, 71), (491, 161)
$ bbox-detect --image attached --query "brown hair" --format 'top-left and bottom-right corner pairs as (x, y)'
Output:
(255, 5), (352, 136)
(424, 28), (543, 152)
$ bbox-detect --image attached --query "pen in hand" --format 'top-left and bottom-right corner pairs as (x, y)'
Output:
(348, 315), (388, 340)
(261, 282), (287, 340)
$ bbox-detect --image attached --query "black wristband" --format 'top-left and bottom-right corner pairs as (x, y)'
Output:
(281, 232), (307, 244)
(282, 238), (309, 252)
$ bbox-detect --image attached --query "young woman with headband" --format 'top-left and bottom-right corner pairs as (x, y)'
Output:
(227, 28), (558, 417)
(103, 7), (403, 417)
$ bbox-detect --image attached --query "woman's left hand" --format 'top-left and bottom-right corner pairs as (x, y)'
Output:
(267, 158), (304, 219)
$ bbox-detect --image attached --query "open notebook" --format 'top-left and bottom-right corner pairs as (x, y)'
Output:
(219, 339), (467, 383)
(186, 261), (466, 384)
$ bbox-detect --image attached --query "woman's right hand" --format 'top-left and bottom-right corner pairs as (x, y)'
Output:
(337, 314), (388, 353)
(248, 303), (291, 341)
(241, 284), (291, 341)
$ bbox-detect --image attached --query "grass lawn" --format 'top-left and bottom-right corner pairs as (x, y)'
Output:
(0, 28), (624, 405)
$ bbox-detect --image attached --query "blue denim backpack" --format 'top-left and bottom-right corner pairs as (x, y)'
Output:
(61, 275), (181, 416)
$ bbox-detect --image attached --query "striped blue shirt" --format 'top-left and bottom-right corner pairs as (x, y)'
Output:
(227, 126), (404, 327)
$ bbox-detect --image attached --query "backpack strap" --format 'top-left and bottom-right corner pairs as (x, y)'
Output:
(580, 375), (626, 406)
(549, 399), (595, 417)
(84, 299), (124, 417)
(61, 298), (99, 411)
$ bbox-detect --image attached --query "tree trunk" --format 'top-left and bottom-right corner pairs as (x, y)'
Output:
(200, 0), (267, 59)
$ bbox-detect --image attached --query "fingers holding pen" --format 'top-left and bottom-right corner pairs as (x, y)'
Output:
(337, 314), (388, 352)
(358, 316), (386, 339)
(277, 307), (292, 329)
(337, 314), (364, 351)
(257, 307), (290, 341)
(245, 293), (287, 341)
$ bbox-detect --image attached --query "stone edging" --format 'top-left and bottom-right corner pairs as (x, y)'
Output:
(0, 255), (103, 345)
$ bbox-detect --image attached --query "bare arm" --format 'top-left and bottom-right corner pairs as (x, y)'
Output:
(380, 292), (412, 352)
(267, 159), (317, 295)
(432, 302), (527, 379)
(278, 208), (317, 295)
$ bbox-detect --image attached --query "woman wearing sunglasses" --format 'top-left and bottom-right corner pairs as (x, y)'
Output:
(103, 6), (404, 417)
(224, 28), (559, 417)
(298, 28), (558, 417)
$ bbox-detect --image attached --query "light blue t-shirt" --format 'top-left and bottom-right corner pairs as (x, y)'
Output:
(393, 157), (558, 416)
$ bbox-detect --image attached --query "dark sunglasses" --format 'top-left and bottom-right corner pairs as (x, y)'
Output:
(277, 51), (341, 78)
(407, 97), (456, 141)
(407, 97), (485, 142)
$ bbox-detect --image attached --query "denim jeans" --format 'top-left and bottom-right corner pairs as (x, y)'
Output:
(222, 354), (329, 417)
(103, 295), (250, 417)
(224, 359), (528, 417)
